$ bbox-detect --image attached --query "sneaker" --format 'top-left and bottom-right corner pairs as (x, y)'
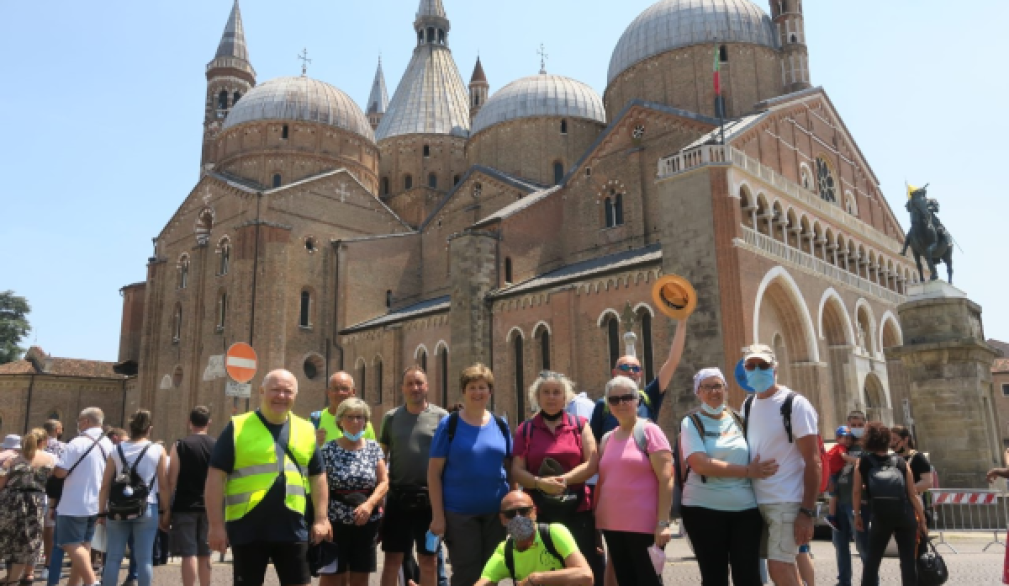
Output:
(39, 570), (48, 581)
(824, 515), (840, 531)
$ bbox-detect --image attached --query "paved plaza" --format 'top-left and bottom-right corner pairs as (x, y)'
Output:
(81, 531), (1005, 585)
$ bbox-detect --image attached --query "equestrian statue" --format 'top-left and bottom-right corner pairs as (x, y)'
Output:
(900, 184), (954, 284)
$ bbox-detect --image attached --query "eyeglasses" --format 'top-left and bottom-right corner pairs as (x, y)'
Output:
(617, 364), (642, 374)
(607, 393), (638, 406)
(743, 362), (772, 371)
(501, 506), (534, 519)
(342, 415), (366, 422)
(699, 383), (726, 392)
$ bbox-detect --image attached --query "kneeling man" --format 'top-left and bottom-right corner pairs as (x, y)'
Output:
(476, 491), (593, 586)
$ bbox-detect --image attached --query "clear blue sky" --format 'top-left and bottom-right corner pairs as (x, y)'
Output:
(1, 0), (1005, 361)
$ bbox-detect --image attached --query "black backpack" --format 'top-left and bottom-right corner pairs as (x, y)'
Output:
(446, 411), (512, 457)
(504, 523), (564, 580)
(865, 454), (909, 522)
(107, 443), (156, 521)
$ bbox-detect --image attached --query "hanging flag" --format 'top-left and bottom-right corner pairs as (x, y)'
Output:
(713, 47), (722, 96)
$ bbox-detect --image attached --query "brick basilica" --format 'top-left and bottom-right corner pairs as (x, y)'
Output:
(109, 0), (922, 442)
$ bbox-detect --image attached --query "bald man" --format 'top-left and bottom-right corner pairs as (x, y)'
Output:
(475, 491), (592, 586)
(205, 369), (331, 586)
(315, 371), (376, 446)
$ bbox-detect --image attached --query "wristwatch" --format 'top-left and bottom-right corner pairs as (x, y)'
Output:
(798, 507), (815, 518)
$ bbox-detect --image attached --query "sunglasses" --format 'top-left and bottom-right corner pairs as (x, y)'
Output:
(607, 393), (638, 406)
(539, 370), (563, 380)
(501, 506), (534, 519)
(617, 364), (642, 373)
(743, 362), (772, 371)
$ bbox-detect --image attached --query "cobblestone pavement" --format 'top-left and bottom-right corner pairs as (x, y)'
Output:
(85, 533), (1004, 585)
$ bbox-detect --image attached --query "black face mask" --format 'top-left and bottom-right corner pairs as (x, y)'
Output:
(540, 410), (563, 422)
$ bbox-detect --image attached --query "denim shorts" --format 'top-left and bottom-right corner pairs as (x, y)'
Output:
(56, 515), (97, 547)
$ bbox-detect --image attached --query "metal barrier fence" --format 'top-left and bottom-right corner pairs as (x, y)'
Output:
(928, 489), (1008, 553)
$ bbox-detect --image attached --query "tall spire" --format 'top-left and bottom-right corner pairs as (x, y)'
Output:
(417, 0), (447, 20)
(469, 56), (488, 123)
(366, 57), (389, 131)
(414, 0), (450, 46)
(215, 0), (249, 63)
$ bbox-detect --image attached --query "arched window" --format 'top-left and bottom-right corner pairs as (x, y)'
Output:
(439, 349), (449, 407)
(815, 156), (837, 203)
(272, 173), (282, 188)
(172, 304), (182, 342)
(423, 145), (431, 157)
(504, 257), (513, 284)
(639, 309), (654, 382)
(539, 328), (551, 371)
(553, 162), (564, 185)
(381, 177), (390, 196)
(604, 197), (614, 228)
(357, 362), (367, 402)
(178, 256), (190, 289)
(427, 27), (435, 43)
(299, 290), (311, 327)
(218, 239), (230, 276)
(605, 314), (620, 370)
(405, 174), (413, 190)
(217, 292), (227, 330)
(217, 90), (228, 110)
(281, 125), (289, 140)
(233, 91), (242, 105)
(419, 349), (428, 372)
(375, 359), (383, 404)
(560, 119), (568, 134)
(428, 173), (438, 189)
(514, 335), (525, 418)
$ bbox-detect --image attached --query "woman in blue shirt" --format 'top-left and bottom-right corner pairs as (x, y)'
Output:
(428, 363), (512, 586)
(679, 368), (779, 586)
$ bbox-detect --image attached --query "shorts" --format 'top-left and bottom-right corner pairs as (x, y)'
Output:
(56, 515), (97, 548)
(828, 472), (840, 497)
(331, 519), (380, 575)
(170, 511), (211, 557)
(758, 502), (800, 564)
(232, 541), (311, 586)
(381, 499), (436, 556)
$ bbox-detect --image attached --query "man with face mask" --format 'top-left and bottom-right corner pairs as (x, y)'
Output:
(740, 344), (820, 586)
(474, 491), (593, 586)
(830, 410), (875, 586)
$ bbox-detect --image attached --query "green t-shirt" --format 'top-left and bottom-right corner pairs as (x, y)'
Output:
(318, 408), (376, 442)
(480, 523), (579, 583)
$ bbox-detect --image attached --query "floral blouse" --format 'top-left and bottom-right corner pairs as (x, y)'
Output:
(320, 439), (384, 525)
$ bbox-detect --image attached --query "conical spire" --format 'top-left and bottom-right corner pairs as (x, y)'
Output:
(367, 58), (390, 116)
(215, 0), (249, 62)
(470, 56), (487, 84)
(417, 0), (447, 20)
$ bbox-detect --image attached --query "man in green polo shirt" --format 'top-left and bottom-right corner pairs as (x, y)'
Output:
(316, 371), (375, 445)
(476, 491), (593, 586)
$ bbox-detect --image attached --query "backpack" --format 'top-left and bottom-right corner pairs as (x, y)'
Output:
(446, 411), (512, 457)
(504, 523), (564, 580)
(864, 454), (910, 522)
(743, 391), (829, 493)
(107, 443), (156, 521)
(669, 409), (745, 519)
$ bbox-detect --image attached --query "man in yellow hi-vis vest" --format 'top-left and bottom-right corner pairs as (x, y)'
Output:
(314, 371), (376, 446)
(206, 369), (331, 586)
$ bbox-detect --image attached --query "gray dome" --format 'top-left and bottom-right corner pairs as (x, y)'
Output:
(223, 76), (375, 142)
(471, 74), (606, 136)
(608, 0), (778, 84)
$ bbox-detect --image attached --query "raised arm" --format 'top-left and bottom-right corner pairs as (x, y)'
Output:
(656, 317), (688, 392)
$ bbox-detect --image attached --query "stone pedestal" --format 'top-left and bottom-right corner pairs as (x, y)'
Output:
(886, 281), (1001, 488)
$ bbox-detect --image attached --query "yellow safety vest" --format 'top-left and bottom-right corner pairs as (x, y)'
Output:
(224, 411), (315, 522)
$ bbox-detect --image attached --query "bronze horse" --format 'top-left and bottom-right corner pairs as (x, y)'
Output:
(900, 186), (953, 283)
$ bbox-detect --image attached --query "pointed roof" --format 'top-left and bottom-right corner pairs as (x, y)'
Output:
(208, 0), (255, 78)
(367, 58), (389, 116)
(417, 0), (447, 19)
(470, 57), (487, 84)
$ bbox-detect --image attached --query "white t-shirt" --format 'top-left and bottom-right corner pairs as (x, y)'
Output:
(111, 440), (164, 505)
(743, 386), (818, 505)
(56, 428), (114, 516)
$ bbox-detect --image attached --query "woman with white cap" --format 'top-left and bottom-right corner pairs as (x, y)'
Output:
(679, 367), (779, 586)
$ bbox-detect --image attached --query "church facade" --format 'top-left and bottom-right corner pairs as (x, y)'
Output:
(117, 0), (919, 440)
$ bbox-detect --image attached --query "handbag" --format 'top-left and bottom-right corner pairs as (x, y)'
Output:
(917, 536), (949, 586)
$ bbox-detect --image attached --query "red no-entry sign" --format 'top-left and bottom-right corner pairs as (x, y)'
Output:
(226, 343), (258, 384)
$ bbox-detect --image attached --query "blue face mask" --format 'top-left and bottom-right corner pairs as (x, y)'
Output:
(701, 402), (725, 416)
(745, 368), (775, 393)
(343, 429), (366, 442)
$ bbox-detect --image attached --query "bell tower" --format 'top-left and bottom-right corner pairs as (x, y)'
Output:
(771, 0), (811, 93)
(469, 57), (488, 122)
(202, 0), (256, 174)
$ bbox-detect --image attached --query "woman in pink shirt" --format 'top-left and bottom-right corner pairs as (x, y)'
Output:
(594, 376), (673, 586)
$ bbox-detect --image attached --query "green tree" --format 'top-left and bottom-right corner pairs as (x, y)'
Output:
(0, 291), (31, 364)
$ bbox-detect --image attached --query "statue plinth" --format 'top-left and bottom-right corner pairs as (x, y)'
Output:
(886, 285), (1001, 488)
